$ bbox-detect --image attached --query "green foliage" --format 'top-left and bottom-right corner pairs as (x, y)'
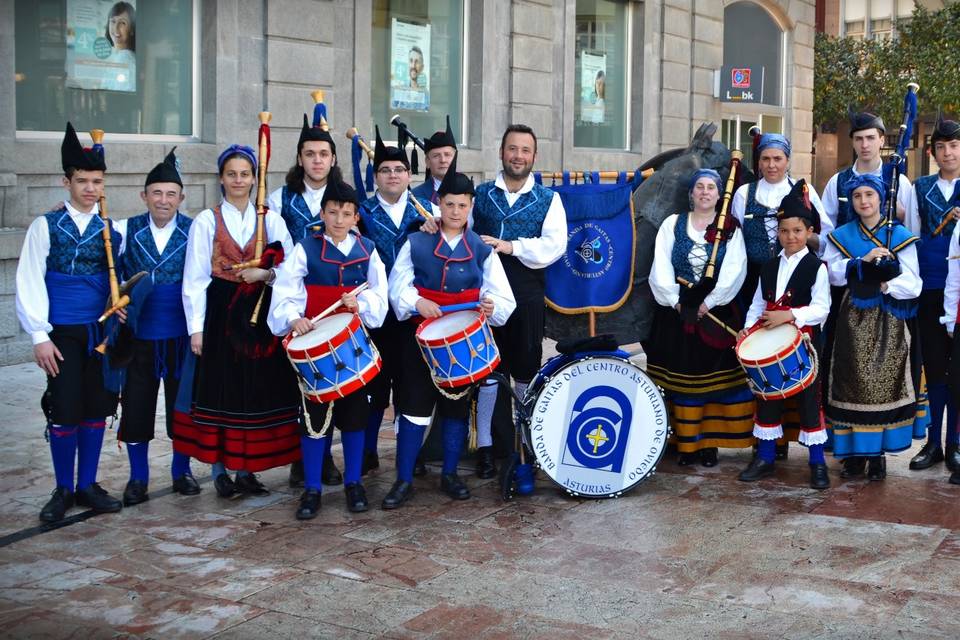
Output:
(814, 3), (960, 129)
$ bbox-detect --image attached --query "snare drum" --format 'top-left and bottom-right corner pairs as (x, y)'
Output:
(735, 324), (817, 400)
(521, 354), (669, 498)
(283, 312), (382, 403)
(415, 310), (500, 388)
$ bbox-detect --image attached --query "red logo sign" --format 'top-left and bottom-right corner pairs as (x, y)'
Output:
(731, 68), (751, 88)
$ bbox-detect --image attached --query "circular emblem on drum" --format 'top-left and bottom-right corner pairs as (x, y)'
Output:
(567, 386), (632, 471)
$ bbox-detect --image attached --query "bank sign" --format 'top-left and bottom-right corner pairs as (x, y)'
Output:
(719, 65), (765, 103)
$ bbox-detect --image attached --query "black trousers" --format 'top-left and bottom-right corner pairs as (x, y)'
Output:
(45, 324), (119, 425)
(302, 386), (370, 434)
(119, 338), (183, 443)
(757, 382), (820, 429)
(397, 330), (473, 419)
(919, 289), (951, 385)
(492, 301), (545, 383)
(367, 311), (411, 411)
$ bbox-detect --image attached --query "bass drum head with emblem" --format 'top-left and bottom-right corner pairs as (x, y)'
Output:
(523, 355), (669, 498)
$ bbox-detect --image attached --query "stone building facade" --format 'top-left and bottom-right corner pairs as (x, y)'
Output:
(0, 0), (815, 365)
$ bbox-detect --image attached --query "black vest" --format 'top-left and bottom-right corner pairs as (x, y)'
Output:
(759, 251), (822, 308)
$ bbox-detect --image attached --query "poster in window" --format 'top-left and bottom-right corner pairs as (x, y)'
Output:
(65, 0), (137, 93)
(389, 18), (430, 112)
(580, 51), (606, 124)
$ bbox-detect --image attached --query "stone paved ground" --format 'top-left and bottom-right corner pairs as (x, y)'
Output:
(1, 359), (959, 639)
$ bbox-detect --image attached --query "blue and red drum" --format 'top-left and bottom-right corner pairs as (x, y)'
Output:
(735, 323), (817, 400)
(415, 310), (500, 388)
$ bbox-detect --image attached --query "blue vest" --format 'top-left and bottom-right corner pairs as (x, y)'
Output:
(44, 208), (116, 325)
(280, 186), (321, 243)
(302, 232), (374, 288)
(914, 174), (960, 290)
(671, 212), (727, 285)
(409, 230), (491, 295)
(473, 181), (553, 241)
(834, 166), (859, 229)
(411, 180), (437, 206)
(358, 195), (422, 274)
(742, 181), (779, 265)
(121, 212), (192, 340)
(828, 219), (919, 318)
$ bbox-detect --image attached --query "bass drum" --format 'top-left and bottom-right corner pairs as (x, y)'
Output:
(521, 353), (670, 498)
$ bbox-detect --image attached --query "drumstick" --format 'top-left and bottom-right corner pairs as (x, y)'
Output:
(293, 283), (369, 337)
(412, 301), (482, 317)
(932, 208), (959, 237)
(675, 277), (739, 339)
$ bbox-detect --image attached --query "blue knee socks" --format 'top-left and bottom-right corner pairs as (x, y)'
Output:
(757, 439), (776, 464)
(928, 383), (948, 446)
(441, 418), (467, 475)
(300, 435), (327, 491)
(396, 416), (426, 483)
(76, 420), (106, 491)
(341, 431), (364, 485)
(364, 410), (384, 454)
(48, 424), (78, 492)
(808, 443), (826, 465)
(322, 433), (335, 462)
(127, 442), (149, 484)
(170, 452), (192, 480)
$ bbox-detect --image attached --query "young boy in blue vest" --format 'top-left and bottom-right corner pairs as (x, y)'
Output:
(269, 178), (388, 518)
(385, 158), (516, 508)
(15, 123), (124, 521)
(905, 116), (960, 473)
(114, 149), (198, 506)
(738, 180), (832, 490)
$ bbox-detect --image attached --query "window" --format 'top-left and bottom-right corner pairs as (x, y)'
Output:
(573, 0), (628, 149)
(15, 0), (197, 136)
(722, 2), (783, 107)
(371, 0), (464, 144)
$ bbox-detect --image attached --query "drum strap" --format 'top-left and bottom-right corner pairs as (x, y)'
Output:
(300, 395), (335, 440)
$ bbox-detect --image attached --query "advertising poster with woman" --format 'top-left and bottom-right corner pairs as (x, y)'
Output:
(389, 18), (430, 112)
(580, 51), (606, 124)
(65, 0), (136, 92)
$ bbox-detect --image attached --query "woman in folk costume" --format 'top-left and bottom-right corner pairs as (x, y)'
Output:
(174, 144), (300, 498)
(643, 169), (753, 467)
(823, 173), (922, 481)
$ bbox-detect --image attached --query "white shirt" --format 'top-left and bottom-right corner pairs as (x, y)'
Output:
(821, 161), (911, 228)
(648, 213), (747, 309)
(388, 232), (517, 327)
(266, 183), (327, 219)
(267, 233), (388, 336)
(903, 175), (960, 236)
(182, 200), (294, 335)
(16, 200), (104, 345)
(376, 191), (411, 229)
(943, 222), (960, 333)
(487, 172), (568, 270)
(731, 177), (833, 256)
(822, 231), (921, 301)
(744, 247), (831, 329)
(113, 214), (178, 256)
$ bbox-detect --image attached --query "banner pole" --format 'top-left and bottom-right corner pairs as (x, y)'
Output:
(588, 310), (596, 337)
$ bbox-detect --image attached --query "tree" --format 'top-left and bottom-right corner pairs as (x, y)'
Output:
(814, 3), (960, 129)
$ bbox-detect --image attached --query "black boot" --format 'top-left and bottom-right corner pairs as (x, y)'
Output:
(172, 472), (201, 496)
(235, 473), (270, 496)
(909, 442), (944, 470)
(738, 458), (775, 482)
(413, 454), (427, 477)
(678, 451), (699, 466)
(295, 489), (321, 520)
(122, 480), (149, 506)
(75, 483), (122, 513)
(776, 443), (789, 460)
(700, 448), (719, 468)
(322, 456), (343, 485)
(39, 487), (74, 523)
(381, 479), (414, 509)
(475, 447), (497, 478)
(361, 450), (380, 476)
(214, 473), (239, 498)
(288, 460), (304, 488)
(810, 463), (830, 490)
(441, 473), (470, 500)
(867, 455), (886, 481)
(946, 443), (960, 473)
(344, 482), (369, 513)
(840, 457), (866, 479)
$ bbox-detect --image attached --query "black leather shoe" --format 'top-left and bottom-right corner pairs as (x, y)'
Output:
(700, 448), (719, 467)
(322, 456), (343, 486)
(39, 487), (74, 523)
(344, 482), (369, 512)
(867, 456), (886, 481)
(122, 480), (149, 506)
(949, 470), (960, 485)
(235, 473), (270, 496)
(361, 451), (380, 476)
(840, 457), (866, 479)
(776, 443), (789, 460)
(75, 483), (122, 513)
(678, 452), (699, 466)
(947, 444), (960, 473)
(810, 463), (830, 490)
(413, 454), (427, 477)
(909, 442), (944, 470)
(441, 473), (471, 500)
(172, 473), (201, 496)
(475, 447), (497, 479)
(381, 479), (414, 509)
(214, 473), (239, 498)
(288, 460), (304, 488)
(295, 489), (321, 520)
(738, 458), (775, 482)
